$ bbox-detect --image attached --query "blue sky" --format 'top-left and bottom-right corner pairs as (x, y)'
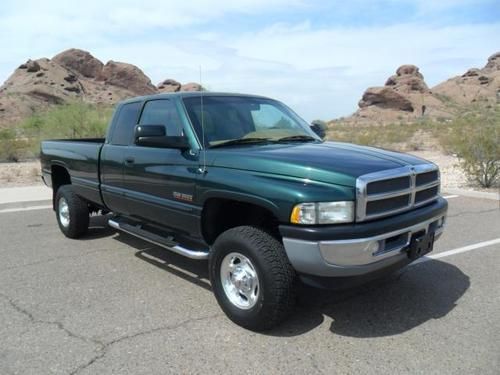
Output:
(0, 0), (499, 120)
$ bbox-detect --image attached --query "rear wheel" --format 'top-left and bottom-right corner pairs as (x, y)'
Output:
(209, 226), (296, 331)
(55, 185), (89, 238)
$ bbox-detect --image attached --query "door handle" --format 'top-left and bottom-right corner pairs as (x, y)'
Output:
(125, 157), (135, 164)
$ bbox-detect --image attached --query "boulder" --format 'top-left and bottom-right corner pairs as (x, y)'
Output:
(97, 61), (157, 95)
(396, 64), (423, 79)
(385, 75), (398, 86)
(397, 76), (429, 93)
(462, 68), (480, 77)
(52, 48), (103, 78)
(485, 52), (500, 70)
(157, 79), (181, 92)
(26, 60), (41, 73)
(383, 65), (429, 93)
(63, 74), (78, 83)
(359, 87), (414, 112)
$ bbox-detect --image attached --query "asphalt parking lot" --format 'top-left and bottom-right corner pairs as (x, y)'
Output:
(0, 194), (499, 374)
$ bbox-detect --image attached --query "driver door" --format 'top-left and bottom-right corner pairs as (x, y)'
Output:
(120, 99), (200, 234)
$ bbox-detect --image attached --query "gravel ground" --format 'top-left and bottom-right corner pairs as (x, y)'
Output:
(0, 160), (42, 187)
(409, 151), (468, 189)
(409, 151), (499, 193)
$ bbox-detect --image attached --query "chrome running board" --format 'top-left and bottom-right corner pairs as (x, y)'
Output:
(108, 218), (209, 260)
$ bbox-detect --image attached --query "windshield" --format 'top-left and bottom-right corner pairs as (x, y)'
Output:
(182, 95), (320, 147)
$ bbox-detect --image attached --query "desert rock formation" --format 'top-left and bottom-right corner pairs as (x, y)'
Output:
(432, 52), (500, 107)
(0, 48), (202, 128)
(350, 64), (448, 124)
(345, 52), (500, 125)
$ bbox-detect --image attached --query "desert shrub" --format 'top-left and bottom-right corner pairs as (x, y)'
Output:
(21, 101), (113, 157)
(22, 101), (112, 140)
(0, 129), (31, 162)
(325, 120), (439, 150)
(443, 106), (500, 188)
(0, 101), (113, 162)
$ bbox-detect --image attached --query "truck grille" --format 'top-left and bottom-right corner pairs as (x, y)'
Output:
(356, 164), (440, 222)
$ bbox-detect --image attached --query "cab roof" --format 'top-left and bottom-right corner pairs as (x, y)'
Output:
(119, 91), (272, 105)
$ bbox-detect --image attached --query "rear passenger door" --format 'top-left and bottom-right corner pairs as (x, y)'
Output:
(120, 99), (201, 234)
(100, 101), (143, 214)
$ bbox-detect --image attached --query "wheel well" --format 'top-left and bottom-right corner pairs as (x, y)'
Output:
(201, 198), (280, 245)
(51, 165), (71, 208)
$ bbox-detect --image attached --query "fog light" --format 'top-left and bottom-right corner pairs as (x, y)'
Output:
(369, 241), (380, 254)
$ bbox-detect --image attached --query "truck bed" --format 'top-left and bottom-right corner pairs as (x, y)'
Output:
(40, 138), (105, 207)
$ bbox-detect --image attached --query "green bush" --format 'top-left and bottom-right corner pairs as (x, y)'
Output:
(22, 102), (112, 140)
(0, 101), (113, 162)
(325, 120), (439, 150)
(0, 129), (31, 162)
(444, 106), (500, 188)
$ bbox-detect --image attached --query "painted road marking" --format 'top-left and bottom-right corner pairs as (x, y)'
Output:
(443, 195), (459, 199)
(412, 237), (500, 265)
(0, 205), (52, 214)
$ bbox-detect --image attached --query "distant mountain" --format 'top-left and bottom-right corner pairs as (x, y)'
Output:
(333, 51), (500, 125)
(0, 48), (202, 128)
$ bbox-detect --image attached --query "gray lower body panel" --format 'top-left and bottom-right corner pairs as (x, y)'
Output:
(282, 214), (445, 277)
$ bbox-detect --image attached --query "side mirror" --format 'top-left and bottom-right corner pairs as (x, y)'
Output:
(134, 125), (190, 150)
(310, 122), (327, 139)
(135, 124), (166, 138)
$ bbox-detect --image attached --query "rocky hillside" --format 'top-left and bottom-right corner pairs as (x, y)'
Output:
(0, 48), (202, 128)
(340, 52), (500, 125)
(433, 52), (500, 106)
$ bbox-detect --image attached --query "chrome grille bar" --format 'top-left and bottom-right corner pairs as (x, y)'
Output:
(356, 164), (440, 222)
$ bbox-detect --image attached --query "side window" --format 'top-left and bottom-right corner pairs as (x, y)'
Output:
(139, 99), (184, 136)
(110, 102), (142, 145)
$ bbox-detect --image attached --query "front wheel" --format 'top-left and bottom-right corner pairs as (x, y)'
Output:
(209, 226), (296, 331)
(55, 185), (89, 239)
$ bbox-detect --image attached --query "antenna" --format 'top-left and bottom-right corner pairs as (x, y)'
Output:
(199, 65), (207, 174)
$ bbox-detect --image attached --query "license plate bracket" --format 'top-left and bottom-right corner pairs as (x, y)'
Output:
(408, 232), (435, 260)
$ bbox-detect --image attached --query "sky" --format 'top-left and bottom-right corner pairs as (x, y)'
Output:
(0, 0), (499, 121)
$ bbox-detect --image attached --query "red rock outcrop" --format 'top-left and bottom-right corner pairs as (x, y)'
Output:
(0, 49), (203, 127)
(52, 49), (103, 78)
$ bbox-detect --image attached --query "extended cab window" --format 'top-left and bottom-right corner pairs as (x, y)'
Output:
(139, 99), (183, 136)
(110, 101), (142, 145)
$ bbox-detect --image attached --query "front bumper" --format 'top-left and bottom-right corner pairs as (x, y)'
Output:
(280, 197), (447, 279)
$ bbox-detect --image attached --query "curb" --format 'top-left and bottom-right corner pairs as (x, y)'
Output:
(0, 185), (52, 206)
(0, 199), (52, 211)
(444, 188), (499, 201)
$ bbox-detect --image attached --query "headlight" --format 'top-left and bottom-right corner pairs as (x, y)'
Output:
(290, 201), (354, 224)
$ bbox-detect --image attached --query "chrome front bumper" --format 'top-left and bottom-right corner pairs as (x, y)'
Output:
(282, 214), (446, 277)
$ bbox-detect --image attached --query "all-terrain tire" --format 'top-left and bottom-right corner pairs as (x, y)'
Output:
(55, 185), (89, 239)
(209, 226), (296, 331)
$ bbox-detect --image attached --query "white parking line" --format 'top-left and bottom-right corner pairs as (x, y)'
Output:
(0, 205), (52, 214)
(412, 237), (500, 265)
(443, 195), (459, 199)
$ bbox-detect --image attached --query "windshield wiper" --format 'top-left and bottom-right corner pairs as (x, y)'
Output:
(209, 137), (271, 148)
(275, 135), (318, 143)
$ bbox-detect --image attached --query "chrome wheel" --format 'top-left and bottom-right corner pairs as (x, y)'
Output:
(220, 252), (260, 310)
(58, 197), (70, 228)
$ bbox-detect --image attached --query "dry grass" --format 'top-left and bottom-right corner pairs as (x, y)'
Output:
(0, 160), (42, 187)
(325, 120), (443, 152)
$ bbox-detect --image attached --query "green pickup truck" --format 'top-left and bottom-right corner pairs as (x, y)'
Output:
(41, 92), (447, 331)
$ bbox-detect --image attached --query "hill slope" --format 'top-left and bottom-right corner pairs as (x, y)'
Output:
(0, 48), (201, 128)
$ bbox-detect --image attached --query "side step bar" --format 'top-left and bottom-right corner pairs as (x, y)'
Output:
(108, 219), (209, 260)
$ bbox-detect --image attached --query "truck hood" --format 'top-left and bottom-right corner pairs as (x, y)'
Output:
(209, 141), (432, 187)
